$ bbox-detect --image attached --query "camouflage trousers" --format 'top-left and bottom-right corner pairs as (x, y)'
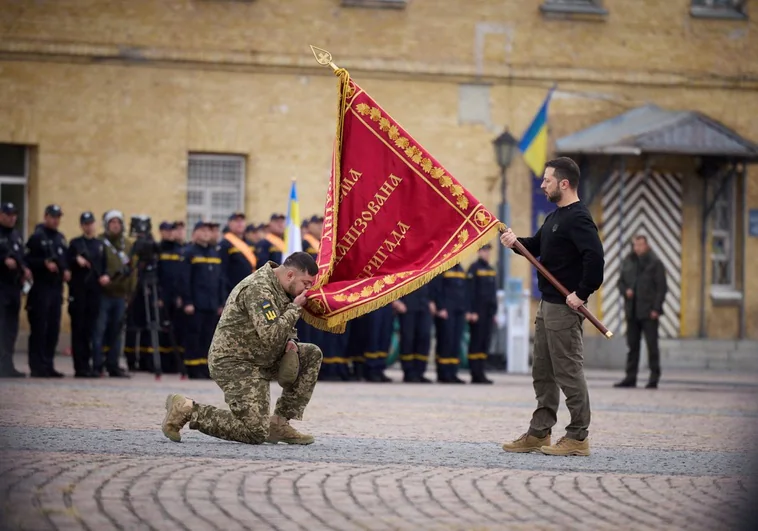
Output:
(188, 343), (323, 444)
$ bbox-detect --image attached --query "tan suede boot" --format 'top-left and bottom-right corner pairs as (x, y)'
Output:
(277, 344), (300, 389)
(502, 433), (551, 453)
(540, 436), (590, 456)
(266, 418), (314, 445)
(161, 394), (193, 442)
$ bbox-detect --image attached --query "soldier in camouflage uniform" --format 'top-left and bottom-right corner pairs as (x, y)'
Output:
(161, 252), (322, 445)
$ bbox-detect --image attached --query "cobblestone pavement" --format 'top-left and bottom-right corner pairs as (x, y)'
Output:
(1, 354), (757, 531)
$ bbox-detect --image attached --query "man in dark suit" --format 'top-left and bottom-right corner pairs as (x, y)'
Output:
(615, 234), (667, 389)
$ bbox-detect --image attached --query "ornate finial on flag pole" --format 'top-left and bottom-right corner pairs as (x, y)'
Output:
(310, 45), (339, 72)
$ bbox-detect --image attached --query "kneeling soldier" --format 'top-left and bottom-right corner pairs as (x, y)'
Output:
(161, 252), (322, 445)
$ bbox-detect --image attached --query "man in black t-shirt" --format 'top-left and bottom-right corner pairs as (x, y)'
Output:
(500, 157), (604, 457)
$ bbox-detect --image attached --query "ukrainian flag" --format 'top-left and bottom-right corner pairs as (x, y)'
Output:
(283, 179), (302, 262)
(518, 88), (555, 176)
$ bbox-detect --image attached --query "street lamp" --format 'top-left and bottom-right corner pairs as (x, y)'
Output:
(492, 128), (518, 291)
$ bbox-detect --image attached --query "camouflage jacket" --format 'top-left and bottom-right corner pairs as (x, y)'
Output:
(209, 261), (301, 374)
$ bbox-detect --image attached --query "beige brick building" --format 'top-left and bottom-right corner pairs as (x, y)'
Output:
(1, 0), (757, 340)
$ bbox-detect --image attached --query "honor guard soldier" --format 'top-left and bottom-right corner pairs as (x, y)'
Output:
(154, 221), (183, 373)
(432, 263), (469, 384)
(66, 211), (104, 377)
(394, 284), (434, 383)
(255, 213), (286, 264)
(345, 314), (369, 381)
(179, 221), (224, 379)
(0, 202), (30, 377)
(466, 244), (496, 384)
(245, 223), (265, 247)
(156, 222), (183, 367)
(220, 212), (257, 301)
(362, 306), (394, 382)
(25, 204), (70, 378)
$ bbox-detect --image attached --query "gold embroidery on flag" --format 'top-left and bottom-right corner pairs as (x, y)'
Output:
(356, 103), (469, 210)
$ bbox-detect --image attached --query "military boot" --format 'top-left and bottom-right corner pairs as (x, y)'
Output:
(277, 346), (300, 389)
(502, 432), (551, 453)
(266, 419), (315, 445)
(540, 436), (590, 456)
(161, 394), (194, 442)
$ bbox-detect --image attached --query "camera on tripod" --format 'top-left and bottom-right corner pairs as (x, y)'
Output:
(129, 215), (160, 268)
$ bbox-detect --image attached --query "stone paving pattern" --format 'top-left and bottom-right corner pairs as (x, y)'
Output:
(1, 354), (757, 530)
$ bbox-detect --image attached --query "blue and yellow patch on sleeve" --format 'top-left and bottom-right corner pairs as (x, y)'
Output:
(261, 300), (276, 322)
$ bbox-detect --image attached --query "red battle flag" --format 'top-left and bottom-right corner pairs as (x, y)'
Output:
(303, 66), (501, 332)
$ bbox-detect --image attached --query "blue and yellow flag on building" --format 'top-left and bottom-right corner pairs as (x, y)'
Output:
(521, 87), (555, 299)
(283, 179), (302, 262)
(518, 88), (555, 177)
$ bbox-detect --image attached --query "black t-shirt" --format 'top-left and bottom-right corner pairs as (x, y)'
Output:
(515, 201), (604, 304)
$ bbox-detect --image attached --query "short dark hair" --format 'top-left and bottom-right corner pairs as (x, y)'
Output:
(545, 157), (580, 190)
(283, 252), (318, 276)
(633, 234), (648, 243)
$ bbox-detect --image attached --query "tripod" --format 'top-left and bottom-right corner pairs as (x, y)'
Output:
(129, 265), (185, 380)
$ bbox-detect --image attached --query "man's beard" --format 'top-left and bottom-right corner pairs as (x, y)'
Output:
(547, 189), (562, 204)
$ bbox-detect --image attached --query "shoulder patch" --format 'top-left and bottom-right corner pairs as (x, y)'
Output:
(261, 300), (277, 322)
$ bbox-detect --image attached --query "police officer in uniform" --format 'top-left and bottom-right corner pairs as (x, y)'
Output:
(220, 212), (256, 300)
(394, 284), (434, 383)
(466, 244), (496, 384)
(66, 211), (104, 377)
(0, 202), (29, 377)
(180, 221), (224, 379)
(432, 263), (468, 384)
(25, 204), (70, 377)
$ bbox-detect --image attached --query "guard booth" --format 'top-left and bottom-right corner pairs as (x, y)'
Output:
(554, 104), (758, 350)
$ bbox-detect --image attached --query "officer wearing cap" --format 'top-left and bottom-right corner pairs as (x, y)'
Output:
(466, 243), (496, 384)
(255, 213), (286, 265)
(394, 284), (434, 383)
(153, 221), (183, 373)
(25, 204), (70, 377)
(178, 220), (224, 379)
(66, 211), (105, 377)
(302, 215), (323, 260)
(431, 263), (469, 384)
(0, 202), (30, 377)
(208, 222), (221, 248)
(219, 212), (256, 301)
(173, 220), (187, 247)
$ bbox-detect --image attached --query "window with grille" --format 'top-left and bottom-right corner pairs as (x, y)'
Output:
(710, 179), (735, 288)
(186, 153), (245, 229)
(691, 0), (747, 19)
(0, 143), (29, 239)
(540, 0), (608, 15)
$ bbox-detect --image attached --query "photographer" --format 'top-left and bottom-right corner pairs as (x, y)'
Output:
(66, 211), (104, 378)
(92, 210), (136, 378)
